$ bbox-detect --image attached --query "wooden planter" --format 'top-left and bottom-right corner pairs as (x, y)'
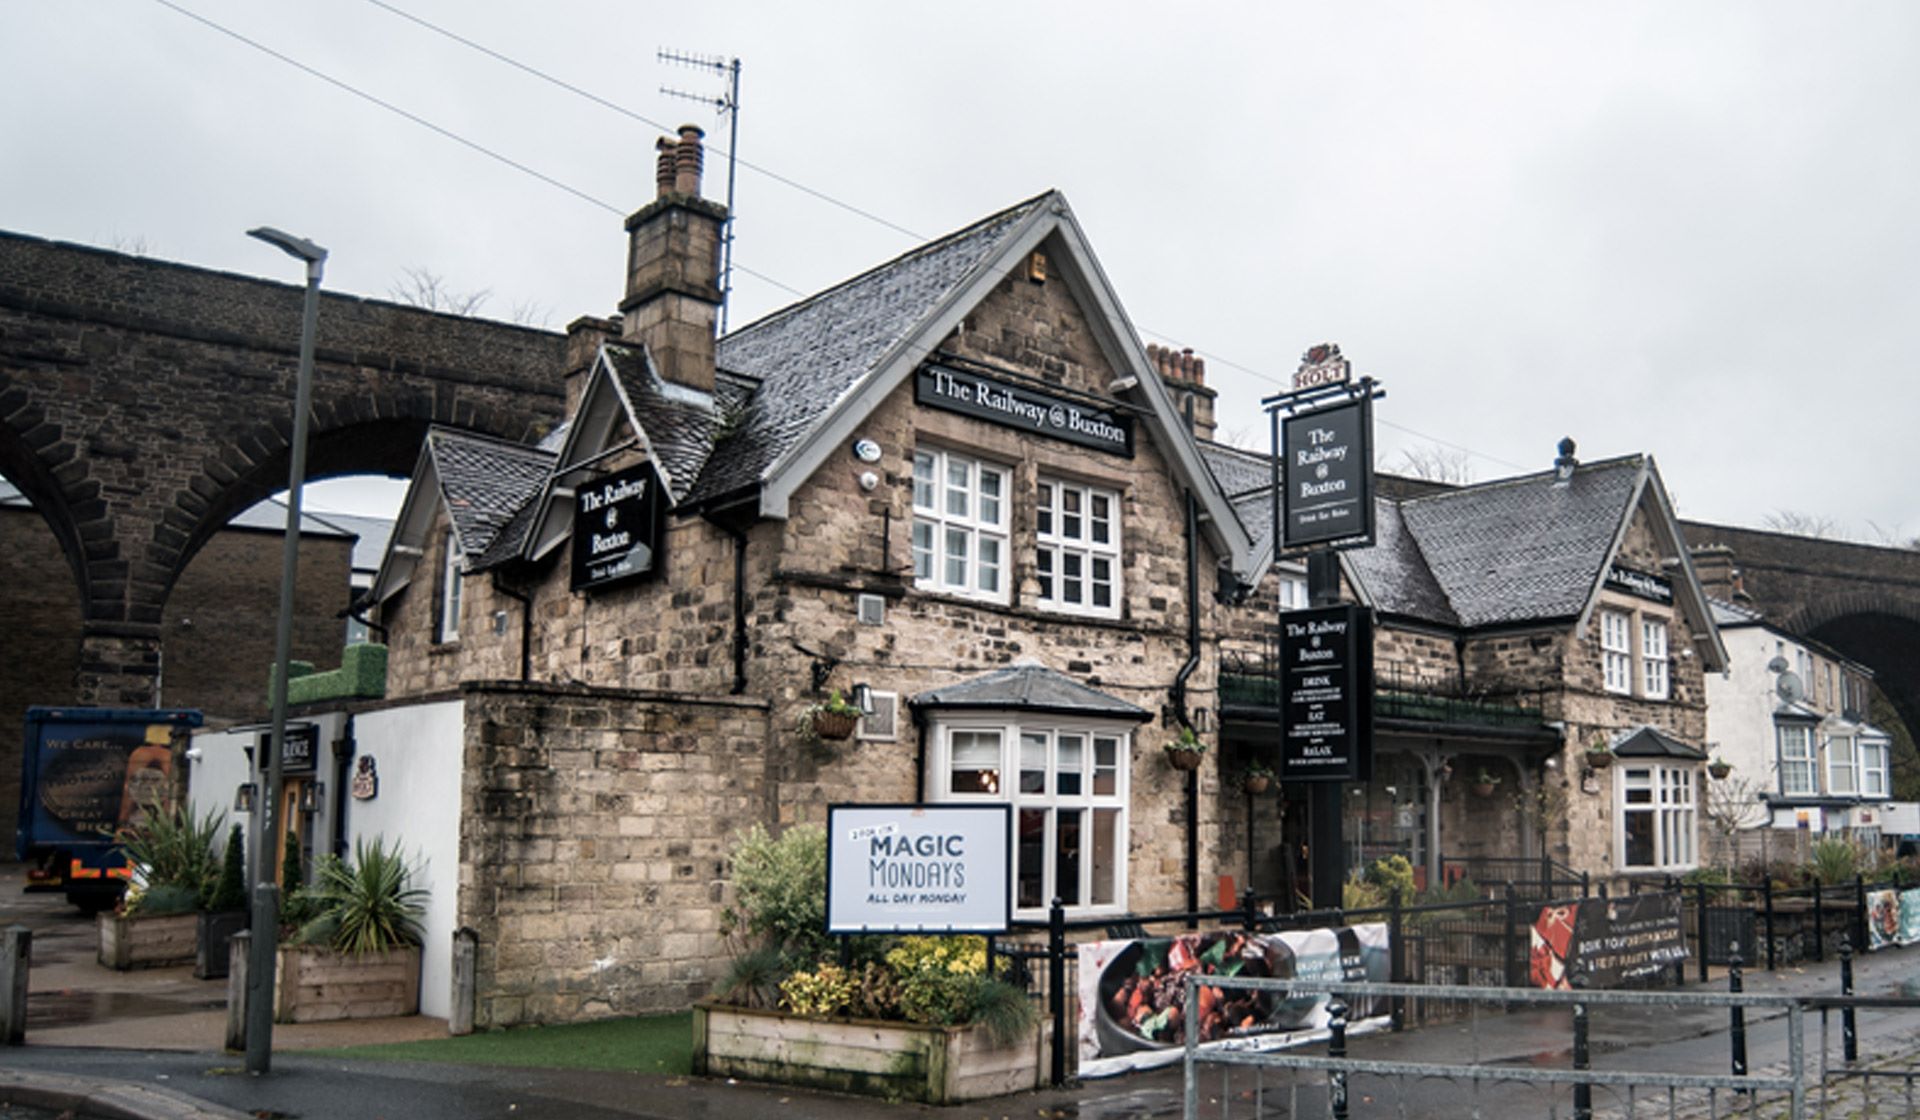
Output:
(97, 911), (198, 970)
(693, 1003), (1051, 1105)
(195, 909), (248, 980)
(274, 944), (421, 1023)
(1166, 748), (1205, 772)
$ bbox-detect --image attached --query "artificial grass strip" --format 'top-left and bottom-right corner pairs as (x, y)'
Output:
(305, 1011), (692, 1074)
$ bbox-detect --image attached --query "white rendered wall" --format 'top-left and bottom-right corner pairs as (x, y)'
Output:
(1704, 626), (1786, 796)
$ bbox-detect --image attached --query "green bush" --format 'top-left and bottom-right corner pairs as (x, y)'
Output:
(205, 824), (247, 911)
(779, 962), (855, 1018)
(115, 796), (223, 908)
(719, 824), (829, 961)
(310, 837), (428, 954)
(1682, 865), (1736, 902)
(1809, 837), (1864, 886)
(132, 883), (202, 916)
(1365, 855), (1417, 902)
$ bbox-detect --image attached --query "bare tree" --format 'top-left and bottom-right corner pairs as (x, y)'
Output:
(107, 232), (150, 256)
(1761, 509), (1836, 539)
(506, 299), (554, 330)
(390, 267), (491, 316)
(1391, 443), (1474, 485)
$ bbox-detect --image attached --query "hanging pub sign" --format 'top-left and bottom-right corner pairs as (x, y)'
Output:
(1280, 604), (1373, 782)
(1605, 564), (1673, 605)
(826, 803), (1012, 934)
(571, 461), (666, 592)
(1281, 395), (1375, 551)
(914, 362), (1133, 457)
(259, 724), (319, 776)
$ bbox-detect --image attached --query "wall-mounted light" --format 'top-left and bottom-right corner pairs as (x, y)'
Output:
(299, 783), (324, 813)
(233, 783), (257, 813)
(849, 683), (875, 715)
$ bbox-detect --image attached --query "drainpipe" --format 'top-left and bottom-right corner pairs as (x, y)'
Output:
(491, 577), (533, 683)
(1170, 491), (1203, 918)
(726, 524), (750, 695)
(331, 717), (355, 861)
(914, 709), (928, 804)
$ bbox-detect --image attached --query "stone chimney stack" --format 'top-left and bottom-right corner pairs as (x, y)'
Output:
(1689, 544), (1748, 603)
(1145, 342), (1218, 441)
(621, 124), (725, 395)
(564, 315), (619, 414)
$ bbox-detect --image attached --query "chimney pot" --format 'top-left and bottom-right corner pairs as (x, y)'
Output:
(1553, 437), (1578, 483)
(674, 124), (705, 197)
(655, 138), (677, 199)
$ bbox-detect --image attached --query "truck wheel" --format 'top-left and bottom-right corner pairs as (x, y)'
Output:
(66, 885), (123, 914)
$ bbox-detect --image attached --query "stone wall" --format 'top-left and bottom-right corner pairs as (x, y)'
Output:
(459, 682), (769, 1026)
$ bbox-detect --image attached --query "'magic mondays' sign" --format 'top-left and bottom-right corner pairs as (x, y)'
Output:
(571, 462), (666, 592)
(826, 804), (1011, 934)
(915, 363), (1133, 457)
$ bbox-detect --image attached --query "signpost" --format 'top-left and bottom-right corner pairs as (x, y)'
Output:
(1280, 605), (1373, 782)
(826, 804), (1011, 935)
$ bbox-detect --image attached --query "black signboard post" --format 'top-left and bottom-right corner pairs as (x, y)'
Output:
(1281, 395), (1375, 551)
(571, 462), (666, 592)
(1280, 605), (1373, 782)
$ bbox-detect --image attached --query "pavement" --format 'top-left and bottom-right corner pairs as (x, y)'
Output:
(6, 881), (1920, 1118)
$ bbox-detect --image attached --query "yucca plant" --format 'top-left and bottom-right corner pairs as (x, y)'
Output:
(115, 796), (223, 912)
(310, 837), (427, 955)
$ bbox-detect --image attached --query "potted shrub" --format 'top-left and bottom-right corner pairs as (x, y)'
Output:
(195, 823), (248, 980)
(1242, 760), (1274, 794)
(1470, 768), (1502, 798)
(1708, 757), (1733, 781)
(1165, 726), (1207, 772)
(799, 691), (862, 742)
(697, 826), (1049, 1104)
(99, 798), (221, 970)
(275, 837), (427, 1023)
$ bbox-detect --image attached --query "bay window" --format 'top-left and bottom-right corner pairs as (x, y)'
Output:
(1618, 764), (1696, 871)
(1827, 734), (1857, 796)
(1862, 738), (1890, 797)
(934, 718), (1129, 916)
(1777, 723), (1816, 796)
(912, 448), (1009, 602)
(1036, 477), (1121, 618)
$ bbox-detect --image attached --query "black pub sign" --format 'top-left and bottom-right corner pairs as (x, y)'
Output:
(1280, 604), (1373, 782)
(1605, 564), (1673, 605)
(260, 724), (319, 776)
(1282, 396), (1375, 550)
(914, 363), (1133, 457)
(571, 461), (666, 592)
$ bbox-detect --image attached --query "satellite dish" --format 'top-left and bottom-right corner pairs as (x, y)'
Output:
(1776, 671), (1805, 704)
(1765, 654), (1790, 674)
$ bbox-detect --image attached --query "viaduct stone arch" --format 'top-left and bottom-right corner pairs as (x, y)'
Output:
(1684, 520), (1920, 744)
(0, 231), (568, 707)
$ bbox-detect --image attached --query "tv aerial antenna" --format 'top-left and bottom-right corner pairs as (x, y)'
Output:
(659, 48), (741, 333)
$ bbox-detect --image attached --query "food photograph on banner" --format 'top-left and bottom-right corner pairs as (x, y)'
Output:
(1076, 923), (1389, 1077)
(1529, 894), (1687, 989)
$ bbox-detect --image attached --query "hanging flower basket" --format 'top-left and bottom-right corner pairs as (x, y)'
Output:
(810, 709), (858, 741)
(1166, 746), (1204, 772)
(1708, 759), (1732, 780)
(1471, 781), (1499, 799)
(1244, 773), (1272, 794)
(1584, 749), (1612, 771)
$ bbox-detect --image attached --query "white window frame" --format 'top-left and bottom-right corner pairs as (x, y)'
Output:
(437, 530), (463, 644)
(929, 715), (1130, 919)
(1640, 617), (1670, 700)
(1600, 609), (1632, 695)
(911, 447), (1010, 604)
(1277, 573), (1309, 611)
(1826, 734), (1857, 796)
(1861, 737), (1890, 797)
(1617, 763), (1697, 872)
(1035, 476), (1122, 619)
(1777, 723), (1816, 796)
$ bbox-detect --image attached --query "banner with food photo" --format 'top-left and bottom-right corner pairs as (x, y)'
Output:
(1075, 924), (1389, 1077)
(1531, 893), (1687, 989)
(1866, 889), (1901, 951)
(1899, 889), (1920, 947)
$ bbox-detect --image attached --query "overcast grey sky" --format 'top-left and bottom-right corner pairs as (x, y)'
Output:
(5, 2), (1916, 537)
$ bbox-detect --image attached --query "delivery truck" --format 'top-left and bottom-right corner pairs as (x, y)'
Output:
(16, 706), (204, 910)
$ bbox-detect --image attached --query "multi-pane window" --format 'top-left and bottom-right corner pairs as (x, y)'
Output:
(1278, 573), (1309, 611)
(1619, 764), (1696, 871)
(1827, 735), (1857, 796)
(1600, 610), (1632, 695)
(1778, 723), (1816, 796)
(936, 721), (1128, 916)
(1035, 478), (1121, 617)
(437, 530), (463, 643)
(1640, 619), (1669, 700)
(912, 448), (1009, 603)
(1862, 738), (1890, 797)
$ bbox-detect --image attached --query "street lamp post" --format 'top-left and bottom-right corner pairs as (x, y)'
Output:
(243, 226), (326, 1075)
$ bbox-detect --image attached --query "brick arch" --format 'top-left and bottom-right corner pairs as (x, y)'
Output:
(0, 387), (90, 613)
(1791, 598), (1920, 755)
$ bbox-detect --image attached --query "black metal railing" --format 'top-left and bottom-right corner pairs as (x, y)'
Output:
(1219, 647), (1549, 728)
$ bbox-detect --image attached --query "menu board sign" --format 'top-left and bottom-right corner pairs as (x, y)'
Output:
(1280, 604), (1372, 782)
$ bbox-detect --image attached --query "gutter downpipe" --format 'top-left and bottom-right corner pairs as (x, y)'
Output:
(726, 523), (749, 695)
(491, 577), (533, 683)
(331, 717), (354, 861)
(1171, 491), (1203, 919)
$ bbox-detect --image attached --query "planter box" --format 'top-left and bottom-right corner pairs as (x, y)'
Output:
(693, 1003), (1050, 1105)
(274, 944), (421, 1023)
(195, 910), (248, 980)
(97, 911), (198, 970)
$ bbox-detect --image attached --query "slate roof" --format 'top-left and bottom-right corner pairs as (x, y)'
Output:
(1709, 597), (1766, 628)
(1351, 456), (1646, 629)
(425, 428), (555, 567)
(911, 663), (1151, 721)
(686, 193), (1052, 505)
(599, 343), (755, 503)
(1610, 725), (1708, 760)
